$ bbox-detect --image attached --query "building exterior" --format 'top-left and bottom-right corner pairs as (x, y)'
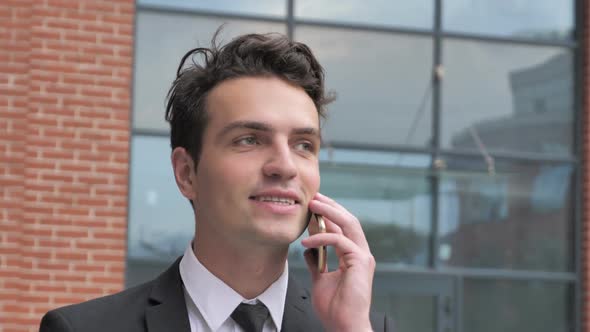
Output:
(0, 1), (587, 331)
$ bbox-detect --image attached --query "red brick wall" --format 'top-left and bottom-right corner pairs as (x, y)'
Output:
(0, 1), (134, 331)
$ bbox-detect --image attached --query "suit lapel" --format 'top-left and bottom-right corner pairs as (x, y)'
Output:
(145, 257), (191, 332)
(281, 276), (324, 332)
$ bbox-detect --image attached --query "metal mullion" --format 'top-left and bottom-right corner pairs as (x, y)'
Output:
(438, 148), (579, 165)
(125, 1), (142, 288)
(286, 0), (294, 40)
(373, 264), (576, 282)
(430, 0), (443, 271)
(294, 18), (434, 38)
(572, 0), (585, 331)
(572, 0), (590, 332)
(137, 3), (287, 24)
(440, 31), (577, 48)
(438, 267), (577, 282)
(456, 276), (464, 332)
(133, 128), (170, 137)
(321, 141), (434, 155)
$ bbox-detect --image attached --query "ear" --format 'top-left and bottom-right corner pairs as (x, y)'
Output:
(171, 147), (198, 202)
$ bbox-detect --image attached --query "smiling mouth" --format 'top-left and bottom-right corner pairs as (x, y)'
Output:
(249, 196), (299, 205)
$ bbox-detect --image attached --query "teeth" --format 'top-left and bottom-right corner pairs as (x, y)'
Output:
(255, 196), (295, 205)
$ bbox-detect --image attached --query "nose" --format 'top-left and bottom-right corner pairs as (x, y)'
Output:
(262, 142), (297, 180)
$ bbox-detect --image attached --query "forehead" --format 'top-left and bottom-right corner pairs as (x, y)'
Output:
(205, 76), (319, 131)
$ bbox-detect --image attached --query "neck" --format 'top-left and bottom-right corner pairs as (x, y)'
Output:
(193, 231), (288, 299)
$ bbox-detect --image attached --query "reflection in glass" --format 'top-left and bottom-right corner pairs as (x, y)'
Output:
(290, 151), (432, 267)
(138, 0), (286, 17)
(463, 279), (572, 332)
(443, 0), (574, 40)
(438, 156), (573, 271)
(133, 11), (285, 131)
(127, 136), (194, 262)
(442, 39), (573, 157)
(296, 26), (433, 147)
(126, 136), (195, 287)
(295, 0), (432, 30)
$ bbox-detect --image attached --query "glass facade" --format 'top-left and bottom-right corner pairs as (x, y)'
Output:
(127, 1), (580, 331)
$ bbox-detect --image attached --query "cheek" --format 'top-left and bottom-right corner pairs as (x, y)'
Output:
(301, 163), (321, 192)
(200, 157), (257, 194)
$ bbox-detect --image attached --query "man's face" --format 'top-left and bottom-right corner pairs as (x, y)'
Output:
(191, 76), (321, 248)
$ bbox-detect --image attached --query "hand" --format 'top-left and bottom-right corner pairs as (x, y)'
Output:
(301, 193), (375, 332)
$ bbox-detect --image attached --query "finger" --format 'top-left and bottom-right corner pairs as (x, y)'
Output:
(303, 234), (376, 274)
(309, 200), (369, 251)
(324, 216), (343, 235)
(307, 213), (343, 236)
(301, 233), (359, 257)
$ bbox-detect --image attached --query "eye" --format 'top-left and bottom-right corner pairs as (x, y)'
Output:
(235, 136), (259, 146)
(294, 141), (314, 152)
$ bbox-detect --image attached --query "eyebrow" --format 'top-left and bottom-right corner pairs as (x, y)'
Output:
(217, 121), (321, 140)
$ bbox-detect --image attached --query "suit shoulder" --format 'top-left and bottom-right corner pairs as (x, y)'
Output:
(40, 280), (156, 331)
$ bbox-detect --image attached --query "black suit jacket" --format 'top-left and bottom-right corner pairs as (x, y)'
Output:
(40, 257), (394, 331)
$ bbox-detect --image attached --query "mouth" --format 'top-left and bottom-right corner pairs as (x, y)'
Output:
(248, 195), (300, 206)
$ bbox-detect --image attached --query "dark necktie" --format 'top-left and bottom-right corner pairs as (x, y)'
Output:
(231, 302), (270, 332)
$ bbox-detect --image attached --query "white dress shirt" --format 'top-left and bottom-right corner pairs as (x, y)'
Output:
(179, 244), (289, 332)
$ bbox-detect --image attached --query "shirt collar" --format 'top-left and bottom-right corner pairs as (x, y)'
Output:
(179, 244), (288, 331)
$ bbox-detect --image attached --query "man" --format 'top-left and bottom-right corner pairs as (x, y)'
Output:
(40, 31), (394, 332)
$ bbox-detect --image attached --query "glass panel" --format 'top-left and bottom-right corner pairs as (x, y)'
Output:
(371, 272), (454, 332)
(372, 293), (435, 332)
(133, 11), (286, 131)
(295, 26), (433, 147)
(443, 0), (574, 41)
(463, 279), (573, 332)
(138, 0), (286, 17)
(290, 268), (451, 331)
(295, 0), (433, 30)
(438, 156), (573, 271)
(126, 136), (194, 287)
(442, 39), (573, 157)
(289, 150), (432, 267)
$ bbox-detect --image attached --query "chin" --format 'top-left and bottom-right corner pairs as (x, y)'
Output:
(256, 225), (305, 247)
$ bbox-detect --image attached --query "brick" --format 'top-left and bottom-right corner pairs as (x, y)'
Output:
(102, 15), (133, 26)
(45, 0), (80, 10)
(36, 261), (69, 271)
(80, 87), (111, 98)
(92, 253), (124, 263)
(53, 296), (86, 306)
(62, 73), (95, 85)
(54, 251), (87, 261)
(45, 84), (76, 95)
(92, 230), (124, 241)
(59, 184), (90, 195)
(72, 263), (105, 273)
(70, 286), (103, 295)
(89, 276), (122, 285)
(33, 284), (67, 293)
(55, 207), (90, 217)
(81, 22), (115, 35)
(81, 45), (115, 57)
(45, 19), (79, 30)
(77, 175), (109, 185)
(58, 162), (92, 172)
(53, 273), (86, 283)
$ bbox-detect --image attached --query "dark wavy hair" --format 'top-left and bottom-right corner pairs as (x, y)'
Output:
(165, 29), (333, 165)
